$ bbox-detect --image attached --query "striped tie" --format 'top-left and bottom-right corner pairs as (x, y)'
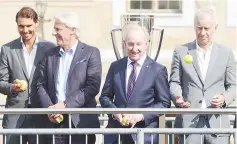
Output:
(127, 62), (137, 98)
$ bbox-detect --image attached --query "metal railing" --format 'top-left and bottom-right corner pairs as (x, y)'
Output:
(0, 128), (236, 144)
(0, 108), (235, 114)
(0, 108), (236, 144)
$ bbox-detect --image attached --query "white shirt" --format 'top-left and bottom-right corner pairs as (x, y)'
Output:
(56, 41), (78, 102)
(126, 54), (147, 94)
(196, 41), (212, 108)
(21, 37), (39, 78)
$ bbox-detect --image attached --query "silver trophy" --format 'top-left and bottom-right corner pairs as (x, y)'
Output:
(111, 15), (164, 61)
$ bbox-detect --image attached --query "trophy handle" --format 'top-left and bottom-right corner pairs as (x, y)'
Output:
(153, 28), (164, 61)
(111, 28), (122, 60)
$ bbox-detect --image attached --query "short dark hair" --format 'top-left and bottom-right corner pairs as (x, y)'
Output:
(15, 7), (38, 23)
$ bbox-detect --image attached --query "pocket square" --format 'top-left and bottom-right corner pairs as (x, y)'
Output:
(76, 59), (86, 64)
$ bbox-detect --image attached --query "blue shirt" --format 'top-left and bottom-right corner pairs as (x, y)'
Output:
(56, 41), (78, 102)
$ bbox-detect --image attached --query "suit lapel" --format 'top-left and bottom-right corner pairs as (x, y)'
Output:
(68, 41), (84, 77)
(14, 38), (29, 80)
(188, 42), (204, 85)
(204, 44), (219, 88)
(29, 41), (45, 83)
(53, 47), (61, 89)
(119, 58), (127, 101)
(128, 56), (152, 101)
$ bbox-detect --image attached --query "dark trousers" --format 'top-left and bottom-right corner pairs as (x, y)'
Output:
(52, 115), (96, 144)
(3, 114), (36, 144)
(120, 134), (134, 144)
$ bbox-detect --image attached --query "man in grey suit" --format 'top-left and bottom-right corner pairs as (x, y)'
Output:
(35, 12), (101, 144)
(0, 7), (55, 144)
(100, 23), (171, 144)
(170, 7), (236, 144)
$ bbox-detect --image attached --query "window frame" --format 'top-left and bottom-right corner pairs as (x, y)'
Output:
(126, 0), (183, 14)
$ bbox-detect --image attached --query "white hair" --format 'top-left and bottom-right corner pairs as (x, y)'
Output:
(194, 6), (217, 26)
(54, 11), (80, 39)
(123, 22), (150, 42)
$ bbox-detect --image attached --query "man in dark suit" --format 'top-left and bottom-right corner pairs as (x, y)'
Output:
(99, 23), (171, 144)
(0, 7), (55, 144)
(35, 11), (102, 144)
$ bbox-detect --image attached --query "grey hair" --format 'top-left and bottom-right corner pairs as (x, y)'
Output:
(194, 6), (217, 26)
(54, 11), (80, 39)
(123, 22), (150, 42)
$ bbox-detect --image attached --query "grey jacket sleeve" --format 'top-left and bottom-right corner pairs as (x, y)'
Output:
(169, 49), (183, 106)
(0, 46), (13, 96)
(223, 50), (236, 106)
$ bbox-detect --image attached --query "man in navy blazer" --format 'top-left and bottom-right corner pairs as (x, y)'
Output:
(34, 12), (102, 144)
(99, 23), (171, 144)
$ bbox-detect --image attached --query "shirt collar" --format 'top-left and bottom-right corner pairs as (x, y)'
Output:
(195, 40), (213, 52)
(127, 53), (147, 67)
(59, 40), (78, 56)
(20, 36), (39, 45)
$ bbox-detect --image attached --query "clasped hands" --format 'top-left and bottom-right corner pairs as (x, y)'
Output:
(175, 94), (225, 108)
(113, 114), (144, 128)
(48, 102), (66, 124)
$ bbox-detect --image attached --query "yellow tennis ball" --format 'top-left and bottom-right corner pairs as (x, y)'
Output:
(15, 79), (20, 84)
(56, 115), (64, 123)
(184, 54), (193, 64)
(19, 80), (27, 91)
(122, 117), (129, 126)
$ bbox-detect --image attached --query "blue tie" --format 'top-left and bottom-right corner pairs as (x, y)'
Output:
(127, 62), (137, 98)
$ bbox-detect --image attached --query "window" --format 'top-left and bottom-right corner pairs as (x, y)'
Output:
(112, 0), (195, 27)
(127, 0), (182, 13)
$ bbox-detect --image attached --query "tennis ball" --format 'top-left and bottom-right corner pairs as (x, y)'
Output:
(184, 54), (193, 64)
(55, 115), (64, 123)
(15, 79), (27, 91)
(121, 117), (129, 126)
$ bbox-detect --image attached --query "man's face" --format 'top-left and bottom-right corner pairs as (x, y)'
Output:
(195, 15), (217, 47)
(125, 29), (148, 62)
(17, 17), (38, 41)
(53, 19), (73, 47)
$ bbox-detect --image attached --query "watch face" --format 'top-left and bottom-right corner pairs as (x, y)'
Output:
(63, 102), (67, 108)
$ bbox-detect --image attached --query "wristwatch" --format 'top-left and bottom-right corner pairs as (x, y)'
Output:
(63, 101), (68, 108)
(221, 101), (226, 108)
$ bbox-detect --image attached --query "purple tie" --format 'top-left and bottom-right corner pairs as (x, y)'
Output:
(127, 62), (137, 98)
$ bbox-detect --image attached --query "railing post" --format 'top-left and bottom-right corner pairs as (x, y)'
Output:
(235, 132), (237, 144)
(137, 129), (144, 144)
